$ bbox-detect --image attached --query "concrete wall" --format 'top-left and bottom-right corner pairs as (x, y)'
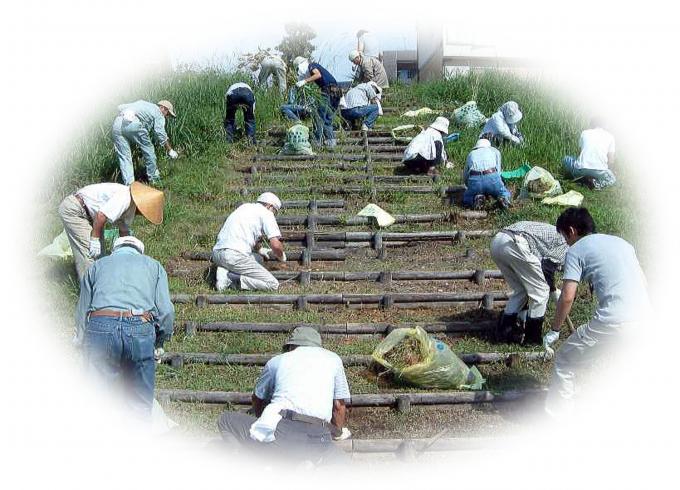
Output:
(416, 23), (444, 82)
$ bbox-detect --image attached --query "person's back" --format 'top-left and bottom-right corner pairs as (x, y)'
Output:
(214, 202), (276, 254)
(308, 62), (337, 88)
(404, 127), (441, 160)
(465, 146), (501, 174)
(575, 128), (615, 170)
(117, 100), (163, 131)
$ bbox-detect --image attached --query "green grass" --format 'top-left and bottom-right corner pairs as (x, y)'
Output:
(41, 68), (638, 437)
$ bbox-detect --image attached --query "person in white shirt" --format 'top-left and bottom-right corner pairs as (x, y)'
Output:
(562, 118), (616, 190)
(211, 192), (286, 292)
(480, 101), (524, 146)
(57, 182), (165, 282)
(217, 326), (351, 463)
(402, 116), (450, 175)
(224, 82), (256, 144)
(543, 207), (650, 417)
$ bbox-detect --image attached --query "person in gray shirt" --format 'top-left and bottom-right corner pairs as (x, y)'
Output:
(543, 207), (649, 417)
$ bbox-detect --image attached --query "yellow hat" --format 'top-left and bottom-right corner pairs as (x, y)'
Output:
(130, 182), (165, 225)
(157, 100), (176, 117)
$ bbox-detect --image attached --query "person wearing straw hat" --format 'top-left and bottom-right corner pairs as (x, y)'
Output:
(402, 116), (450, 175)
(217, 326), (351, 463)
(211, 192), (286, 292)
(349, 50), (389, 90)
(58, 181), (165, 282)
(112, 100), (178, 186)
(462, 138), (513, 210)
(76, 235), (174, 419)
(480, 101), (525, 146)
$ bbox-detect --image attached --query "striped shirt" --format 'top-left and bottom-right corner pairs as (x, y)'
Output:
(502, 221), (568, 266)
(344, 83), (378, 109)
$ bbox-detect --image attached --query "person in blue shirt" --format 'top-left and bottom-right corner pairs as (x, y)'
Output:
(462, 138), (512, 210)
(293, 57), (341, 148)
(76, 236), (175, 419)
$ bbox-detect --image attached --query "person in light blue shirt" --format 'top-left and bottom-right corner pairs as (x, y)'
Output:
(112, 100), (179, 186)
(76, 236), (175, 418)
(462, 139), (512, 209)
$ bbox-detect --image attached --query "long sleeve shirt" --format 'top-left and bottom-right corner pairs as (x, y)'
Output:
(355, 56), (389, 88)
(463, 146), (503, 182)
(480, 110), (518, 141)
(117, 100), (169, 146)
(344, 83), (378, 109)
(76, 247), (175, 345)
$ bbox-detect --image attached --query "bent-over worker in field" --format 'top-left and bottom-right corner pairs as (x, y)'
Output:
(112, 100), (178, 186)
(340, 81), (382, 131)
(543, 207), (650, 417)
(211, 192), (286, 292)
(58, 181), (165, 282)
(402, 116), (450, 175)
(224, 82), (257, 144)
(562, 118), (616, 190)
(349, 50), (389, 90)
(76, 236), (174, 418)
(490, 221), (568, 344)
(462, 138), (512, 210)
(217, 326), (352, 464)
(480, 101), (525, 146)
(257, 54), (287, 95)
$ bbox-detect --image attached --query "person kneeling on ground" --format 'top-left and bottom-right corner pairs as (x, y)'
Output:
(224, 82), (256, 144)
(217, 327), (352, 464)
(211, 192), (285, 292)
(490, 221), (568, 344)
(462, 138), (512, 209)
(562, 118), (616, 190)
(340, 81), (382, 131)
(402, 116), (450, 175)
(480, 101), (524, 146)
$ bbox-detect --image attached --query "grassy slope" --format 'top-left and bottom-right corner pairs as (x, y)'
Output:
(42, 69), (637, 438)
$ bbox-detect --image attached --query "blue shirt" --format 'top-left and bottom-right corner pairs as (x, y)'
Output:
(117, 100), (169, 146)
(308, 63), (337, 89)
(463, 146), (503, 182)
(76, 247), (175, 344)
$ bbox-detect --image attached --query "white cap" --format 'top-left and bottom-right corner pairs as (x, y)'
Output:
(473, 138), (491, 149)
(349, 50), (361, 62)
(293, 56), (307, 67)
(257, 192), (282, 211)
(429, 116), (449, 135)
(113, 236), (145, 254)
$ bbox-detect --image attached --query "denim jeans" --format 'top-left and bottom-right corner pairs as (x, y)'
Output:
(112, 116), (160, 185)
(280, 104), (309, 122)
(562, 156), (616, 189)
(84, 316), (156, 418)
(225, 88), (256, 143)
(316, 90), (340, 144)
(341, 104), (379, 128)
(463, 172), (512, 206)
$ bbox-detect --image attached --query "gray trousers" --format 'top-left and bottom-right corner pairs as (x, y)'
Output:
(211, 248), (279, 291)
(258, 58), (287, 95)
(58, 194), (97, 282)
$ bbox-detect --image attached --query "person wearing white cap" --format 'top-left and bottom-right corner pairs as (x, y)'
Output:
(112, 99), (179, 186)
(480, 101), (525, 146)
(402, 116), (450, 175)
(462, 138), (512, 210)
(58, 181), (165, 282)
(211, 192), (286, 292)
(257, 54), (287, 96)
(349, 50), (389, 90)
(75, 235), (174, 419)
(562, 118), (616, 190)
(340, 81), (382, 131)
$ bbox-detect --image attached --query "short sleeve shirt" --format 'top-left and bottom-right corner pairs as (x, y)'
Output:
(77, 183), (136, 226)
(213, 202), (281, 254)
(254, 346), (351, 422)
(562, 234), (649, 324)
(575, 128), (615, 170)
(308, 63), (337, 89)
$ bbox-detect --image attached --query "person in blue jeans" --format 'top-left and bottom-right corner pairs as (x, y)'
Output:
(280, 86), (322, 139)
(294, 57), (341, 147)
(462, 138), (512, 209)
(76, 236), (175, 419)
(340, 82), (381, 130)
(562, 119), (616, 190)
(224, 82), (256, 144)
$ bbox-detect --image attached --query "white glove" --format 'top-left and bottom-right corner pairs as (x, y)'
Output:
(445, 161), (454, 169)
(88, 238), (101, 258)
(154, 347), (164, 364)
(258, 247), (272, 260)
(278, 251), (287, 262)
(168, 149), (179, 159)
(543, 330), (560, 359)
(296, 80), (307, 88)
(510, 135), (521, 144)
(333, 427), (352, 441)
(550, 289), (562, 303)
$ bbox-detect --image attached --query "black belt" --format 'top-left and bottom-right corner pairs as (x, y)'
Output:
(279, 409), (329, 427)
(469, 168), (497, 176)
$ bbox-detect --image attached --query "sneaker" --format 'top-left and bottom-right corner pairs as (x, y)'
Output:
(498, 197), (511, 210)
(473, 194), (486, 210)
(215, 267), (232, 291)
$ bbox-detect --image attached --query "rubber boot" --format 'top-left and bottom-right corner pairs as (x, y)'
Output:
(495, 313), (518, 343)
(524, 316), (545, 345)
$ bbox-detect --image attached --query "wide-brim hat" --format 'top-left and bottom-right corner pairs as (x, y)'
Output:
(429, 116), (449, 135)
(501, 101), (522, 124)
(284, 326), (322, 348)
(157, 100), (176, 118)
(130, 182), (165, 225)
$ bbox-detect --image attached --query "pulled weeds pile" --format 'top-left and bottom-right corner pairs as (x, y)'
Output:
(383, 336), (422, 370)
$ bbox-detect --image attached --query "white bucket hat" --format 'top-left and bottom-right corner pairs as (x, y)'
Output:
(473, 138), (491, 149)
(429, 116), (449, 135)
(500, 101), (522, 124)
(257, 192), (282, 211)
(348, 50), (361, 62)
(113, 236), (145, 254)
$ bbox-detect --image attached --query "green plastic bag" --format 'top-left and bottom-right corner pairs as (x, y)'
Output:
(501, 162), (532, 180)
(371, 326), (485, 390)
(453, 101), (486, 128)
(281, 124), (314, 156)
(519, 166), (563, 199)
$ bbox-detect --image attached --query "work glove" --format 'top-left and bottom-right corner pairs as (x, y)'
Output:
(154, 347), (164, 365)
(168, 149), (179, 159)
(550, 288), (562, 303)
(296, 80), (307, 88)
(543, 330), (560, 359)
(333, 427), (352, 441)
(510, 135), (521, 144)
(257, 247), (272, 260)
(88, 238), (101, 258)
(278, 251), (287, 262)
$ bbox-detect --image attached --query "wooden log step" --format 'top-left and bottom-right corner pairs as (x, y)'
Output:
(240, 185), (458, 196)
(241, 162), (403, 172)
(276, 210), (486, 227)
(245, 174), (438, 184)
(282, 230), (495, 242)
(180, 249), (346, 262)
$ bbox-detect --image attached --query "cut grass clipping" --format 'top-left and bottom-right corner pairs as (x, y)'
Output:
(383, 336), (423, 370)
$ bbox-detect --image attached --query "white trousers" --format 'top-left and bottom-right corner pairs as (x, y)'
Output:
(490, 232), (549, 317)
(211, 248), (279, 291)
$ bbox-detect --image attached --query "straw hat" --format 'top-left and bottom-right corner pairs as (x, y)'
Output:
(429, 116), (449, 135)
(130, 182), (165, 225)
(473, 138), (491, 149)
(157, 100), (176, 117)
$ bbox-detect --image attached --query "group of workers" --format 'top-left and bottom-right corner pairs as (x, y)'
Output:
(57, 27), (641, 465)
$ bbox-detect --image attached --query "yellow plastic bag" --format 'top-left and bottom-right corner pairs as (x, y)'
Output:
(542, 190), (584, 206)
